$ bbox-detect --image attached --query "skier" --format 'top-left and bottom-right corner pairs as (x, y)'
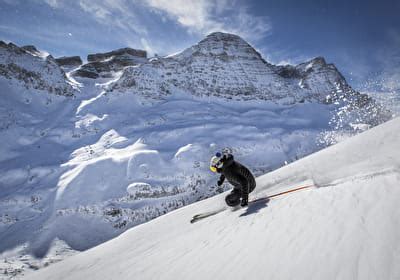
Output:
(210, 152), (256, 207)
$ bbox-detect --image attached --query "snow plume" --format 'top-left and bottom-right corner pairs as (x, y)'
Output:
(320, 96), (391, 145)
(376, 29), (400, 93)
(348, 29), (400, 116)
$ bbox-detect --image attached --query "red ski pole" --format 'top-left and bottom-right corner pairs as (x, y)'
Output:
(267, 185), (315, 199)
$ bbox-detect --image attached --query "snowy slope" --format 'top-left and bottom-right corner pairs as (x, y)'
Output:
(0, 33), (393, 278)
(26, 117), (400, 280)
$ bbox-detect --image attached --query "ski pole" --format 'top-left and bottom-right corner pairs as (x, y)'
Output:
(267, 185), (315, 199)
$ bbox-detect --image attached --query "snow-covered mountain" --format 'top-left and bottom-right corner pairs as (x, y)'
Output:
(113, 33), (374, 105)
(111, 32), (388, 129)
(0, 41), (76, 97)
(0, 33), (392, 278)
(25, 116), (400, 280)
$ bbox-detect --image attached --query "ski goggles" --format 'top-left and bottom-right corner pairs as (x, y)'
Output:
(209, 152), (223, 172)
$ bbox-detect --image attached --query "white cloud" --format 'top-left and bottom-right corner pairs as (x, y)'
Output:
(140, 37), (154, 56)
(38, 0), (146, 35)
(145, 0), (211, 32)
(38, 0), (271, 40)
(78, 0), (147, 35)
(79, 0), (112, 20)
(143, 0), (271, 41)
(224, 6), (271, 41)
(37, 0), (271, 56)
(43, 0), (61, 8)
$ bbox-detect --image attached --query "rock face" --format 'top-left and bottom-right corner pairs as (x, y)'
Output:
(55, 56), (83, 68)
(0, 41), (75, 97)
(21, 45), (42, 56)
(73, 47), (148, 79)
(87, 48), (147, 62)
(110, 32), (345, 102)
(110, 32), (389, 126)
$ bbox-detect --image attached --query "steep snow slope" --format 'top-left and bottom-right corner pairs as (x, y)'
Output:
(0, 34), (393, 278)
(26, 117), (400, 280)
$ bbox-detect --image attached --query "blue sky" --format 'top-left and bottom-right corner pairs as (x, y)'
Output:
(0, 0), (399, 92)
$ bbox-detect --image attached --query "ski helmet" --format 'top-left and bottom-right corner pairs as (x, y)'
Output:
(210, 152), (223, 173)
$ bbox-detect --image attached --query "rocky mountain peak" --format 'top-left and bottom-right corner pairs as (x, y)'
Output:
(189, 32), (262, 60)
(0, 41), (75, 96)
(1, 41), (25, 55)
(72, 47), (148, 79)
(309, 56), (326, 65)
(55, 56), (83, 68)
(21, 45), (42, 56)
(110, 32), (391, 129)
(87, 47), (147, 62)
(200, 31), (244, 44)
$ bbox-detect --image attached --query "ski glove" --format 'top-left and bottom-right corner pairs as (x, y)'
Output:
(241, 196), (248, 207)
(217, 175), (225, 186)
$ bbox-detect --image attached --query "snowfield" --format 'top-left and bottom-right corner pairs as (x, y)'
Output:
(0, 33), (394, 278)
(26, 117), (400, 280)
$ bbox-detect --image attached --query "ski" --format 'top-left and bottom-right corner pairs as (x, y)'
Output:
(189, 197), (268, 224)
(190, 207), (227, 223)
(190, 184), (314, 223)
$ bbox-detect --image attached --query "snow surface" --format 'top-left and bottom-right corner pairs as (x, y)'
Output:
(0, 35), (393, 278)
(0, 239), (77, 278)
(0, 64), (339, 278)
(26, 117), (400, 280)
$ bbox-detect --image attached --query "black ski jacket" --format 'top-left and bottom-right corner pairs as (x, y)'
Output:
(217, 154), (256, 199)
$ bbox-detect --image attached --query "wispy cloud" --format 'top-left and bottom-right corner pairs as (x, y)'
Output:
(0, 24), (105, 57)
(35, 0), (271, 56)
(78, 0), (147, 35)
(143, 0), (271, 42)
(43, 0), (60, 8)
(139, 37), (154, 55)
(145, 0), (214, 32)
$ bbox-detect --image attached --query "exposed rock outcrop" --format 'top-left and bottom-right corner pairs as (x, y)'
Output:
(87, 48), (146, 62)
(0, 41), (75, 97)
(72, 47), (147, 79)
(55, 56), (83, 68)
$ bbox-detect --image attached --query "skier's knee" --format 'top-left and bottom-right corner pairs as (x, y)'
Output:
(225, 191), (241, 207)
